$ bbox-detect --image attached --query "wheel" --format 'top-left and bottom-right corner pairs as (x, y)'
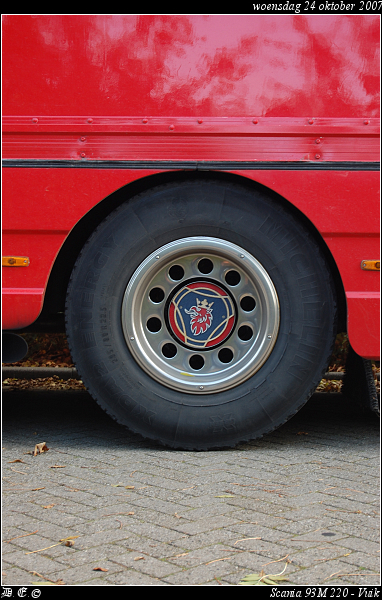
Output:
(66, 177), (337, 449)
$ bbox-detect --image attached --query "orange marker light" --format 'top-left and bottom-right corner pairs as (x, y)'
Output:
(2, 256), (30, 266)
(361, 260), (380, 271)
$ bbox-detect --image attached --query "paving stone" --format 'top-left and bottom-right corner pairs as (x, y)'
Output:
(170, 529), (239, 551)
(162, 560), (238, 585)
(2, 389), (379, 586)
(108, 551), (183, 578)
(336, 536), (380, 555)
(286, 558), (379, 586)
(105, 570), (171, 585)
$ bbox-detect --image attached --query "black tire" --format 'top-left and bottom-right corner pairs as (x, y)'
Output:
(66, 178), (337, 449)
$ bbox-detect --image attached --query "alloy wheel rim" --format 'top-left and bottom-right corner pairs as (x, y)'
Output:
(122, 237), (280, 394)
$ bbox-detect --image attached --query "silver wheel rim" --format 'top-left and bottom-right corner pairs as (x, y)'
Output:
(122, 237), (279, 394)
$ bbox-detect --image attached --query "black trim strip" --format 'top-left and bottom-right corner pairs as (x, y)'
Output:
(2, 159), (380, 171)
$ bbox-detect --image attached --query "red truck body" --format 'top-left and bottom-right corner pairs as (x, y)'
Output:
(2, 15), (379, 359)
(2, 15), (380, 448)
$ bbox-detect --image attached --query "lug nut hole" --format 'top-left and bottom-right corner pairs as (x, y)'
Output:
(149, 287), (165, 303)
(189, 355), (205, 370)
(169, 265), (185, 281)
(240, 296), (256, 312)
(225, 270), (241, 286)
(147, 317), (162, 333)
(238, 325), (253, 341)
(218, 348), (234, 363)
(198, 258), (214, 274)
(162, 343), (177, 358)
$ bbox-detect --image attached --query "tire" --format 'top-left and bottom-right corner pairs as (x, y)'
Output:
(66, 178), (337, 449)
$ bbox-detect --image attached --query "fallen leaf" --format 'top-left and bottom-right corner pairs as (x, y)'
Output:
(31, 487), (45, 491)
(93, 567), (108, 572)
(30, 571), (65, 585)
(262, 554), (290, 567)
(43, 504), (56, 509)
(8, 459), (25, 463)
(25, 536), (79, 554)
(10, 467), (27, 475)
(4, 530), (38, 543)
(239, 563), (289, 586)
(33, 442), (49, 456)
(134, 556), (145, 561)
(49, 465), (66, 468)
(206, 557), (231, 565)
(297, 431), (309, 435)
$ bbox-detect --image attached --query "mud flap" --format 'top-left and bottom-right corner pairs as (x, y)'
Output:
(342, 345), (380, 417)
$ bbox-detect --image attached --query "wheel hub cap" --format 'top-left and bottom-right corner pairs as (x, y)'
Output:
(168, 281), (236, 349)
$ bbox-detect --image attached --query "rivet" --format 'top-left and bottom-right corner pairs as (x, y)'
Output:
(315, 154), (321, 159)
(130, 337), (135, 341)
(142, 118), (148, 124)
(87, 118), (93, 123)
(80, 153), (86, 158)
(252, 119), (258, 124)
(155, 256), (160, 259)
(315, 139), (321, 144)
(240, 254), (245, 258)
(199, 386), (204, 390)
(267, 335), (272, 339)
(32, 118), (38, 123)
(308, 119), (314, 125)
(80, 136), (86, 142)
(169, 124), (175, 130)
(197, 118), (203, 124)
(364, 119), (370, 125)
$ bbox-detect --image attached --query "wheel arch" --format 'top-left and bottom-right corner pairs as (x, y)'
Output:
(29, 170), (346, 334)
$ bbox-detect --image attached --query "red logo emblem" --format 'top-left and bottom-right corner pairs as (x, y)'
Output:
(185, 298), (214, 336)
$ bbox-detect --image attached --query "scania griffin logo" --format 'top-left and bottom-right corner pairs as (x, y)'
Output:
(185, 297), (214, 336)
(168, 281), (235, 349)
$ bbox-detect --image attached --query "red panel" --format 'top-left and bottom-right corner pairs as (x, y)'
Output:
(2, 289), (44, 330)
(2, 15), (380, 118)
(346, 293), (380, 359)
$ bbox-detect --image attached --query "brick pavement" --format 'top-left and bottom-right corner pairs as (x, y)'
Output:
(2, 388), (380, 586)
